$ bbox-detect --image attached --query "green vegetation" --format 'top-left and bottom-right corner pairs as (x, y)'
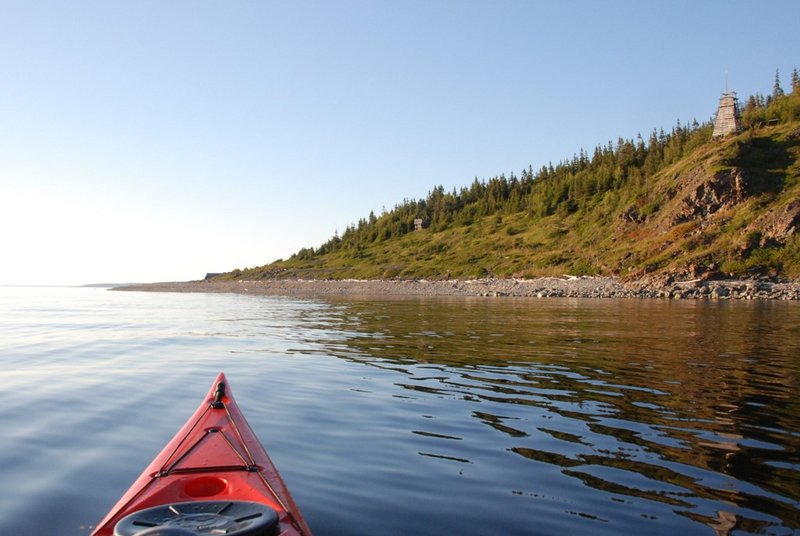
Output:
(225, 74), (800, 282)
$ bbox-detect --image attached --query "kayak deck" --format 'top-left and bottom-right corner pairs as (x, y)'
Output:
(92, 373), (312, 536)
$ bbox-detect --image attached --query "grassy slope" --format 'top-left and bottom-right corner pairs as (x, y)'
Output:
(229, 118), (800, 282)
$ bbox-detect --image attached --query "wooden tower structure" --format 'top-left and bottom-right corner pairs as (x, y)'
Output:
(712, 91), (742, 139)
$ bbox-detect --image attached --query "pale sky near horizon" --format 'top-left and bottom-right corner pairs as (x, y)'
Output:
(2, 1), (799, 285)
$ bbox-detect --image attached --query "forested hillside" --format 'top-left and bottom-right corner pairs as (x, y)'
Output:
(225, 71), (800, 282)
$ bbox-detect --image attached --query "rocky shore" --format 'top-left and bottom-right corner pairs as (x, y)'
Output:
(113, 276), (800, 300)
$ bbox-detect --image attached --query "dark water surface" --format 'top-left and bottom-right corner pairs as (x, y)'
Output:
(0, 286), (798, 535)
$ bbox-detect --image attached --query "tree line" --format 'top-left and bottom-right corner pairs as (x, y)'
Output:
(292, 69), (800, 262)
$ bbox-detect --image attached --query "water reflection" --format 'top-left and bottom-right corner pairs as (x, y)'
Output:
(302, 298), (800, 535)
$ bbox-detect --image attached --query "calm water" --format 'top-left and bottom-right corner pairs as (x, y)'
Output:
(0, 287), (799, 536)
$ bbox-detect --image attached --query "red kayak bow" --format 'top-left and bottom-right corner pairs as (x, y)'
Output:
(92, 373), (312, 536)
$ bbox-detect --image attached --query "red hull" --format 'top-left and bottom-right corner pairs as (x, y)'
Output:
(92, 373), (312, 536)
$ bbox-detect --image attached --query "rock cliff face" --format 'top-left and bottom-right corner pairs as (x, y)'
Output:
(751, 200), (800, 247)
(670, 168), (749, 224)
(615, 166), (757, 245)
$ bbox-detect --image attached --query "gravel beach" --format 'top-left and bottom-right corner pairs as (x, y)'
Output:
(113, 277), (800, 300)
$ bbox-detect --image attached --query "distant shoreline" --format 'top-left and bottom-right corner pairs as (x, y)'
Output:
(112, 277), (800, 300)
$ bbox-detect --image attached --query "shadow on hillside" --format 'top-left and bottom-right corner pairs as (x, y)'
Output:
(735, 134), (798, 194)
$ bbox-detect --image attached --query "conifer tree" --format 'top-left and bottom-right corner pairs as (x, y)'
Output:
(792, 68), (800, 94)
(773, 69), (785, 99)
(744, 95), (757, 113)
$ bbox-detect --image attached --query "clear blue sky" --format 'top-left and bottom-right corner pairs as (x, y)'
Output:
(2, 1), (798, 285)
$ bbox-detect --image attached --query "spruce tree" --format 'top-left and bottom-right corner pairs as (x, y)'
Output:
(773, 69), (785, 99)
(744, 95), (757, 113)
(791, 68), (800, 94)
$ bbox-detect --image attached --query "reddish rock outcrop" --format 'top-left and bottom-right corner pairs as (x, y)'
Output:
(671, 168), (749, 224)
